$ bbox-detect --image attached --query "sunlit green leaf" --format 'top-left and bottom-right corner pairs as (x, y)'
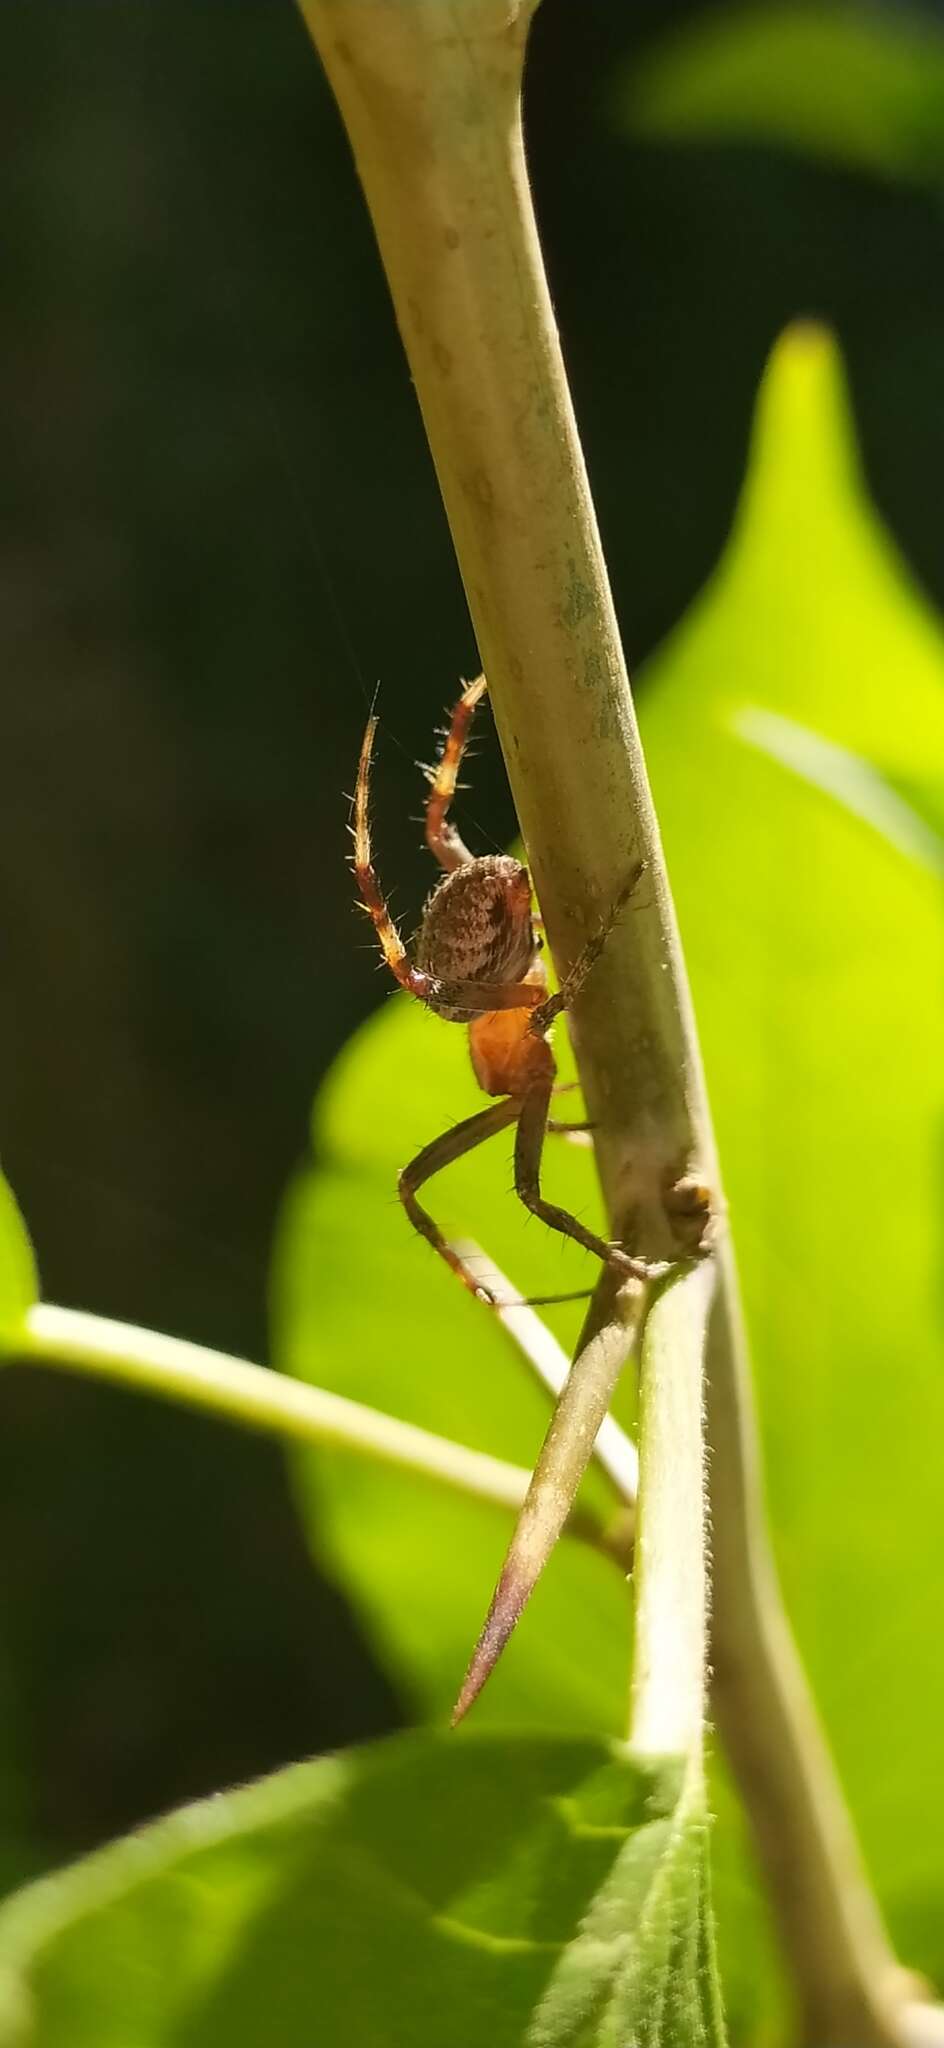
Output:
(731, 706), (944, 877)
(620, 2), (944, 185)
(0, 1731), (723, 2048)
(641, 320), (944, 2026)
(0, 1171), (38, 1344)
(273, 319), (944, 2031)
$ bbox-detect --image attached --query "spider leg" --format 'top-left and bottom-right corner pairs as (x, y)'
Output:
(514, 1074), (649, 1281)
(424, 673), (488, 872)
(354, 715), (436, 1002)
(399, 1097), (520, 1300)
(547, 1079), (594, 1139)
(547, 1084), (594, 1136)
(429, 974), (545, 1017)
(529, 861), (646, 1038)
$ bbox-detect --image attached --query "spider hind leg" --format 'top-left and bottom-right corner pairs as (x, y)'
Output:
(398, 1098), (520, 1301)
(514, 1075), (648, 1282)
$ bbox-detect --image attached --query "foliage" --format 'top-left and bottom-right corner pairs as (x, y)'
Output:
(0, 4), (942, 2034)
(620, 2), (944, 185)
(0, 1733), (722, 2047)
(0, 1178), (36, 1343)
(272, 324), (944, 2037)
(1, 305), (941, 2047)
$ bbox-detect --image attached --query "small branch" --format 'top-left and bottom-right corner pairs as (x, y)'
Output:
(630, 1261), (714, 1761)
(300, 0), (708, 1266)
(452, 1238), (639, 1503)
(12, 1303), (610, 1561)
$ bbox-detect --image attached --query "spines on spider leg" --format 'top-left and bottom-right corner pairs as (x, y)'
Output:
(451, 1274), (650, 1724)
(351, 713), (424, 995)
(424, 673), (488, 871)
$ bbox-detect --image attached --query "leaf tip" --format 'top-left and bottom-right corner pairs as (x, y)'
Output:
(450, 1557), (533, 1725)
(766, 315), (846, 401)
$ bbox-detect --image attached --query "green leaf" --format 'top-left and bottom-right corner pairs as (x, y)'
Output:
(272, 991), (635, 1736)
(273, 320), (944, 2030)
(640, 321), (944, 2027)
(620, 2), (944, 185)
(730, 705), (944, 877)
(0, 1170), (38, 1344)
(0, 1731), (723, 2047)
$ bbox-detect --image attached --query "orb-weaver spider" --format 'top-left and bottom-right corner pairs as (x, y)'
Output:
(353, 674), (651, 1302)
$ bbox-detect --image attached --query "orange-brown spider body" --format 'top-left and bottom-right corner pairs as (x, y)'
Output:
(353, 675), (646, 1303)
(417, 852), (554, 1096)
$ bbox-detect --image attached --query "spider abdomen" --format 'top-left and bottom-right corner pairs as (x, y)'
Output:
(416, 854), (538, 1020)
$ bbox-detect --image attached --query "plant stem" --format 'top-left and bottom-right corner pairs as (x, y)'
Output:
(13, 1304), (613, 1561)
(707, 1254), (905, 2045)
(630, 1262), (713, 1762)
(296, 2), (909, 2039)
(300, 0), (708, 1262)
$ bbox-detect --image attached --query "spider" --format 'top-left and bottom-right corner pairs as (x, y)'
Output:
(353, 674), (653, 1304)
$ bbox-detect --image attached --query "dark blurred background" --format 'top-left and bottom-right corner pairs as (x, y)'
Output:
(1, 0), (942, 1887)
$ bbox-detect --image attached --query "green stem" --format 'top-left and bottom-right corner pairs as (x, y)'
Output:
(301, 0), (708, 1262)
(706, 1255), (904, 2045)
(630, 1262), (713, 1763)
(13, 1303), (614, 1559)
(297, 3), (908, 2040)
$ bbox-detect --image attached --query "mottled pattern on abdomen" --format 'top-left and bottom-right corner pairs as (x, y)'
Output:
(416, 854), (538, 1019)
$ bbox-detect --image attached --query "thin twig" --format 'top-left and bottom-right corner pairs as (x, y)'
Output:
(15, 1303), (613, 1564)
(452, 1238), (639, 1503)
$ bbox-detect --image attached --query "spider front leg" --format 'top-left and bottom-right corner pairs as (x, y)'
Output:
(353, 713), (438, 1003)
(424, 673), (487, 872)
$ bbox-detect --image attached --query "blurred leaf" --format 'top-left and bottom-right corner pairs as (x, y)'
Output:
(0, 1171), (37, 1343)
(640, 320), (944, 2026)
(0, 1730), (723, 2048)
(621, 2), (944, 185)
(274, 319), (944, 2032)
(886, 772), (944, 849)
(731, 706), (944, 876)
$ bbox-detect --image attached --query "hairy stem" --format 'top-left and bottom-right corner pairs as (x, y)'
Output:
(630, 1262), (713, 1763)
(707, 1255), (905, 2045)
(297, 1), (908, 2039)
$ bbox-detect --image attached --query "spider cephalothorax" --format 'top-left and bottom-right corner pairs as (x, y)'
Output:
(353, 673), (648, 1301)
